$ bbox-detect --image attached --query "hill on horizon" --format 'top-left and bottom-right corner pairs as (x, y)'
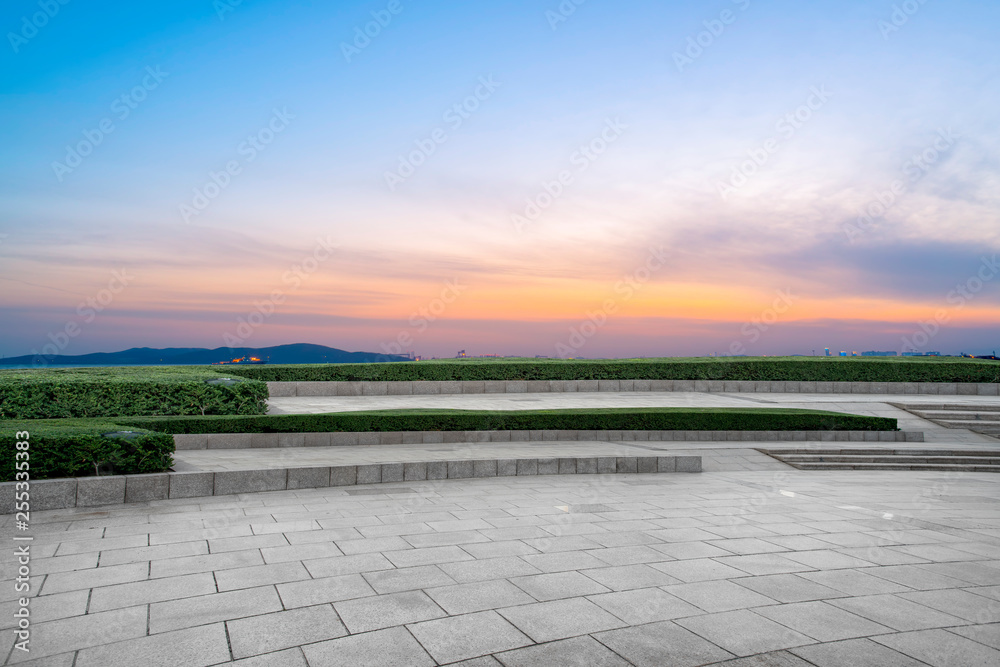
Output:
(0, 343), (409, 367)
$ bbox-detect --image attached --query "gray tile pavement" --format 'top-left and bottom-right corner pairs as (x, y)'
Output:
(2, 470), (999, 665)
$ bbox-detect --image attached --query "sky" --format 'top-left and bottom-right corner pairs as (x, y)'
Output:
(1, 0), (998, 360)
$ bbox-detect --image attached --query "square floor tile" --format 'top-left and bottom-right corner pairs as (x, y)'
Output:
(499, 598), (626, 643)
(594, 620), (735, 667)
(791, 638), (927, 667)
(426, 580), (535, 615)
(754, 600), (894, 642)
(666, 579), (779, 612)
(496, 635), (629, 667)
(588, 588), (702, 624)
(511, 571), (610, 601)
(827, 594), (968, 631)
(676, 609), (814, 657)
(874, 628), (1000, 666)
(226, 605), (347, 660)
(334, 590), (446, 633)
(408, 610), (532, 664)
(302, 626), (434, 667)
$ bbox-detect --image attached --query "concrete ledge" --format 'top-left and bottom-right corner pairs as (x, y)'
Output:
(330, 466), (357, 487)
(214, 469), (286, 496)
(77, 476), (126, 507)
(356, 465), (381, 485)
(169, 472), (215, 499)
(174, 429), (922, 449)
(125, 474), (170, 503)
(29, 478), (78, 511)
(2, 455), (703, 512)
(287, 467), (330, 489)
(268, 380), (999, 396)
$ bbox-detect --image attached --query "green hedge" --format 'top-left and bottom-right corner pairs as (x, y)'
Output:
(4, 406), (896, 481)
(220, 357), (1000, 384)
(1, 421), (174, 482)
(0, 367), (269, 420)
(119, 407), (897, 434)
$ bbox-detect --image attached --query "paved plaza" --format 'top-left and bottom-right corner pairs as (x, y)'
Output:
(3, 390), (999, 665)
(3, 469), (1000, 665)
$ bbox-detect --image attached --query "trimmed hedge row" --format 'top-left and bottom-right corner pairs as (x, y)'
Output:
(2, 421), (174, 482)
(221, 357), (1000, 384)
(0, 368), (269, 420)
(4, 407), (896, 481)
(119, 407), (897, 434)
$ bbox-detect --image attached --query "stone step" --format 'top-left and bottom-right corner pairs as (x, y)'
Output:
(763, 447), (990, 457)
(914, 412), (1000, 421)
(173, 429), (922, 450)
(902, 404), (1000, 412)
(778, 455), (1000, 465)
(782, 462), (1000, 472)
(930, 421), (1000, 434)
(761, 447), (1000, 472)
(1, 455), (701, 512)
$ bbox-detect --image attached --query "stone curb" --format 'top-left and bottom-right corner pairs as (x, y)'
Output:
(174, 429), (923, 450)
(0, 455), (701, 513)
(268, 380), (1000, 397)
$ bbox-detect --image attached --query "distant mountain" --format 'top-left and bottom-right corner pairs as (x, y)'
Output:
(0, 343), (409, 367)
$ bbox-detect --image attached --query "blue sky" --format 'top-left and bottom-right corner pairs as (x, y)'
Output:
(1, 0), (998, 359)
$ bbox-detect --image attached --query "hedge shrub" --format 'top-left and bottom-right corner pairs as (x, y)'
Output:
(0, 367), (268, 420)
(1, 421), (174, 482)
(119, 407), (897, 434)
(220, 357), (1000, 384)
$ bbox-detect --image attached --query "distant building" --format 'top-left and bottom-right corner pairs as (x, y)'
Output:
(839, 351), (847, 356)
(861, 351), (897, 357)
(824, 348), (831, 356)
(902, 351), (941, 356)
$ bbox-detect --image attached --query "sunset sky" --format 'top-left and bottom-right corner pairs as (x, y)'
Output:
(1, 0), (998, 359)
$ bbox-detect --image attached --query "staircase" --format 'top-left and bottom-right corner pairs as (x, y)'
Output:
(760, 448), (1000, 472)
(893, 403), (1000, 439)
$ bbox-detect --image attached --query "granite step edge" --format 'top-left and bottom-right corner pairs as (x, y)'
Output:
(173, 430), (923, 450)
(0, 455), (701, 513)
